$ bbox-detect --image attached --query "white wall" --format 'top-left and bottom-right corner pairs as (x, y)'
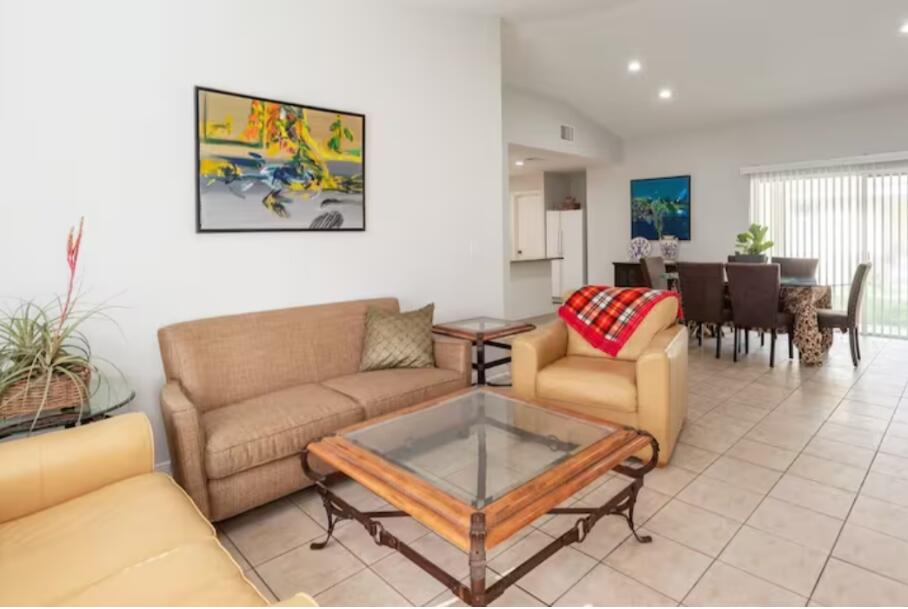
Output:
(0, 0), (504, 464)
(568, 172), (588, 283)
(543, 172), (571, 211)
(506, 261), (554, 319)
(505, 169), (590, 318)
(502, 86), (618, 316)
(507, 173), (548, 319)
(588, 98), (908, 284)
(503, 85), (623, 162)
(508, 173), (544, 192)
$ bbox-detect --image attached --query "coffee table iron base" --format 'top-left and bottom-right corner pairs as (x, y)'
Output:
(302, 435), (658, 607)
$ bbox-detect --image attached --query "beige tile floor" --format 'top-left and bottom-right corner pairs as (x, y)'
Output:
(217, 331), (908, 606)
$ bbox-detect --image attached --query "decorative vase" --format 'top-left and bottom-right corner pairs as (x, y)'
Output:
(660, 235), (679, 261)
(627, 237), (651, 261)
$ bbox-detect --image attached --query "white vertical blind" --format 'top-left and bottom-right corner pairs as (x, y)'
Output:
(749, 162), (908, 338)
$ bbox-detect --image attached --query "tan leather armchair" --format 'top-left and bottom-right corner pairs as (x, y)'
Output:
(512, 302), (687, 465)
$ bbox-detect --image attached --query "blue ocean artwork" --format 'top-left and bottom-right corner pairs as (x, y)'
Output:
(630, 175), (691, 241)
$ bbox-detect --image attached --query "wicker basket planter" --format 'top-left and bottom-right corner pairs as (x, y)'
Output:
(0, 367), (92, 419)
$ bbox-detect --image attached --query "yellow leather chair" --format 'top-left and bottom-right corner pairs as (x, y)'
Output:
(0, 413), (316, 606)
(511, 298), (687, 465)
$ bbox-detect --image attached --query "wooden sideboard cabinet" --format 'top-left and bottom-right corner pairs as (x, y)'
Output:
(613, 261), (677, 287)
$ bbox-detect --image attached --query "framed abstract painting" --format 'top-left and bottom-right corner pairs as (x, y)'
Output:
(630, 175), (691, 241)
(195, 86), (365, 232)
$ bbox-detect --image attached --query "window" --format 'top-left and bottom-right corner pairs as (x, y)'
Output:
(748, 160), (908, 337)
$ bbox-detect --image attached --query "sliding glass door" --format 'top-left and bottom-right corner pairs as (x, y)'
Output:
(749, 163), (908, 337)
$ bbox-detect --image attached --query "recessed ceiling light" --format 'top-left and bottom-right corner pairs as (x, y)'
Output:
(900, 20), (908, 34)
(627, 60), (642, 73)
(514, 160), (525, 166)
(658, 88), (673, 100)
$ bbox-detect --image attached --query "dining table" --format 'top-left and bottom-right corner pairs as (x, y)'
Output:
(663, 272), (837, 366)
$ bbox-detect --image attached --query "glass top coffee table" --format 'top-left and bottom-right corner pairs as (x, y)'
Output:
(303, 388), (658, 606)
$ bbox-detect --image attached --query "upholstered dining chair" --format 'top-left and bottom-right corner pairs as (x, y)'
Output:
(677, 262), (731, 359)
(773, 257), (820, 280)
(640, 256), (668, 289)
(725, 263), (794, 367)
(817, 262), (872, 366)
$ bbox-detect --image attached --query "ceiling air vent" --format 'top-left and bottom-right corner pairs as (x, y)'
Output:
(560, 124), (575, 142)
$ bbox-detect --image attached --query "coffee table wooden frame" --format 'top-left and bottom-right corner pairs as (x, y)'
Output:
(302, 388), (658, 607)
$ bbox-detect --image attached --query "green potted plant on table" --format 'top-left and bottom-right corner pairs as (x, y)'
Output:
(0, 219), (113, 429)
(734, 223), (774, 262)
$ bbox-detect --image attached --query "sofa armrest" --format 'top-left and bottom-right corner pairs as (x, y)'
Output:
(433, 335), (472, 386)
(511, 321), (568, 399)
(635, 325), (688, 465)
(160, 381), (211, 518)
(0, 412), (154, 524)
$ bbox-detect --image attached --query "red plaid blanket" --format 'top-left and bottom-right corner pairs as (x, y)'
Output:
(558, 286), (680, 356)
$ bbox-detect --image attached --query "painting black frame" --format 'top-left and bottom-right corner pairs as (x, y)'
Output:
(629, 174), (691, 241)
(194, 85), (367, 233)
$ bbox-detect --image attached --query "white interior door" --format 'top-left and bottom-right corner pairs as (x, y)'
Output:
(512, 191), (545, 260)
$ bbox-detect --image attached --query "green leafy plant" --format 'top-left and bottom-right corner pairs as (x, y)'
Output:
(632, 197), (678, 239)
(735, 223), (774, 255)
(0, 219), (119, 428)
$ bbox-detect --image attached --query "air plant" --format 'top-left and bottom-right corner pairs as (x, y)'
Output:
(0, 218), (117, 428)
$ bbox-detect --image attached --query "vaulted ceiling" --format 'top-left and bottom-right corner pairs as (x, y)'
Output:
(417, 0), (908, 138)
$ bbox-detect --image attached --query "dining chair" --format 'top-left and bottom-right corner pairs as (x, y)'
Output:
(817, 262), (872, 366)
(773, 257), (820, 280)
(677, 262), (731, 358)
(725, 263), (794, 367)
(640, 256), (668, 289)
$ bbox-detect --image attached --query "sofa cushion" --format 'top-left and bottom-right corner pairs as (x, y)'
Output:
(158, 297), (400, 411)
(0, 473), (217, 606)
(203, 383), (363, 479)
(322, 368), (466, 418)
(536, 355), (638, 413)
(62, 538), (268, 606)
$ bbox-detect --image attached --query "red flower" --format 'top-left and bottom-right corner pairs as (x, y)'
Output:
(66, 217), (84, 273)
(58, 217), (84, 332)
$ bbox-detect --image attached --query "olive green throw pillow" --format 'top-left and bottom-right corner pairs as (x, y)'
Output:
(360, 304), (436, 371)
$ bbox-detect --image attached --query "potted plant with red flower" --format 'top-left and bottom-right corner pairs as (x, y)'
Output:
(0, 218), (113, 428)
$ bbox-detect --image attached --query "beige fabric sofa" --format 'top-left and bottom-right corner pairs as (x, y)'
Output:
(0, 413), (315, 606)
(158, 298), (471, 521)
(511, 298), (688, 465)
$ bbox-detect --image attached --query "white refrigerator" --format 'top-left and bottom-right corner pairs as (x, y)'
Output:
(546, 209), (585, 300)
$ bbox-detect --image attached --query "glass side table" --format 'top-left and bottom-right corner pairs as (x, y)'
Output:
(0, 377), (135, 439)
(432, 317), (535, 386)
